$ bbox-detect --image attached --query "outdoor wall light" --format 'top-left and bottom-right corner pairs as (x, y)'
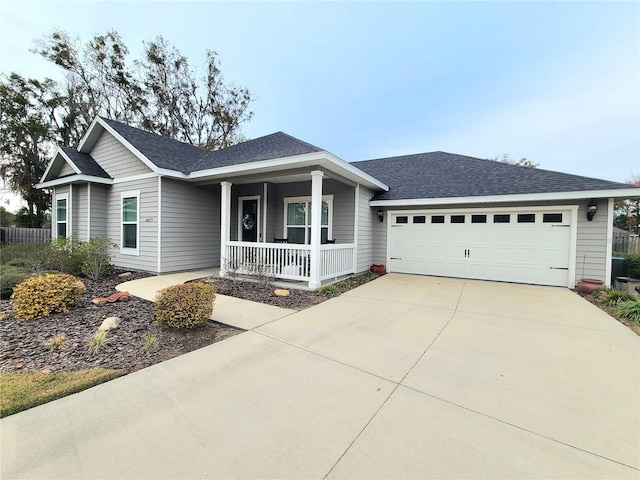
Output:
(587, 199), (597, 221)
(377, 208), (384, 222)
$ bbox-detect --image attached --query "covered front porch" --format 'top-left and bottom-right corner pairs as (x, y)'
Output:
(218, 170), (357, 288)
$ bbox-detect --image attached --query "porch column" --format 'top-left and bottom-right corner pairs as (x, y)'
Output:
(220, 181), (232, 277)
(309, 170), (324, 288)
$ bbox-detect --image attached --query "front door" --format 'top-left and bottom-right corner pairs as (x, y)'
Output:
(240, 197), (259, 242)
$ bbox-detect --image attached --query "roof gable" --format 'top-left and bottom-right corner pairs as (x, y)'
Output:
(41, 147), (110, 183)
(94, 118), (323, 174)
(353, 151), (636, 201)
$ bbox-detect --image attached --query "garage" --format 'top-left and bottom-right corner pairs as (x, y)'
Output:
(388, 207), (577, 287)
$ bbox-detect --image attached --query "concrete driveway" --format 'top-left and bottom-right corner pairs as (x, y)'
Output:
(2, 274), (638, 479)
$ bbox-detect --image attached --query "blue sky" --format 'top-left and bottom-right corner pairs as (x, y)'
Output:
(1, 0), (638, 200)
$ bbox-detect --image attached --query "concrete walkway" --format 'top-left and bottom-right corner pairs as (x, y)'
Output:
(117, 270), (297, 330)
(2, 274), (638, 479)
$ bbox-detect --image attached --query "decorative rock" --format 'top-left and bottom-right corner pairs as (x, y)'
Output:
(274, 289), (290, 297)
(118, 272), (133, 278)
(99, 316), (121, 331)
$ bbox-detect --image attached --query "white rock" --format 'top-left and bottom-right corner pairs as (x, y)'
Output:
(118, 272), (132, 278)
(99, 316), (121, 331)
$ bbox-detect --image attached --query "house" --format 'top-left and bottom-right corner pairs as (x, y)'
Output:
(37, 116), (640, 289)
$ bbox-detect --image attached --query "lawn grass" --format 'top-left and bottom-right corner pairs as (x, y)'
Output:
(1, 369), (124, 418)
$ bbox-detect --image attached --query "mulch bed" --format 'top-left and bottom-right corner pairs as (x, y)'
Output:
(0, 271), (330, 374)
(576, 290), (639, 331)
(203, 277), (326, 309)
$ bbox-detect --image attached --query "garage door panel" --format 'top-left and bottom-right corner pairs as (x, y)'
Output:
(389, 208), (572, 287)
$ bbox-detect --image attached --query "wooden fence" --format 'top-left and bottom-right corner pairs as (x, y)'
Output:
(0, 227), (51, 245)
(613, 230), (640, 255)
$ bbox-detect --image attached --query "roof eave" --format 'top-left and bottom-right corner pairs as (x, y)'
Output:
(36, 175), (113, 189)
(370, 188), (640, 207)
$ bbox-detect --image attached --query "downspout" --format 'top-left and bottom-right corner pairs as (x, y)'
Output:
(157, 176), (162, 274)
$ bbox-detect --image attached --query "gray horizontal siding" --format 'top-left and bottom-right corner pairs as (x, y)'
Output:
(89, 184), (108, 238)
(161, 179), (219, 272)
(106, 177), (158, 272)
(356, 185), (375, 273)
(91, 130), (152, 178)
(59, 162), (76, 177)
(75, 184), (88, 240)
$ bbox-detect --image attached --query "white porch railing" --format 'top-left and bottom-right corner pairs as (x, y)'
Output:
(225, 241), (356, 284)
(320, 243), (356, 281)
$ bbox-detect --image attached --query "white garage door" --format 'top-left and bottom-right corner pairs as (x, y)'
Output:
(388, 208), (574, 287)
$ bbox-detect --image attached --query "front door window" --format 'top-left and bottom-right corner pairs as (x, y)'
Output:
(240, 198), (259, 242)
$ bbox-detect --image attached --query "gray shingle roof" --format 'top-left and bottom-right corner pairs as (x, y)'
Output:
(352, 151), (635, 200)
(60, 147), (110, 178)
(100, 117), (323, 174)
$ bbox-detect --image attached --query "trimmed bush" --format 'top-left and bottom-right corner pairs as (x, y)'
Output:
(623, 254), (640, 279)
(11, 273), (85, 320)
(155, 282), (216, 329)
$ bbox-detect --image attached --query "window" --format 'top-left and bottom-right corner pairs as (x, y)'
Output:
(413, 216), (426, 224)
(121, 191), (139, 254)
(395, 216), (408, 224)
(471, 215), (487, 224)
(55, 194), (68, 238)
(493, 214), (510, 223)
(517, 213), (536, 223)
(451, 215), (465, 224)
(284, 196), (332, 244)
(543, 213), (563, 223)
(431, 215), (445, 224)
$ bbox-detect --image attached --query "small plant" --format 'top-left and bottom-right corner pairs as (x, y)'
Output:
(246, 261), (274, 287)
(11, 273), (85, 320)
(45, 333), (67, 350)
(141, 333), (159, 353)
(79, 237), (115, 280)
(155, 282), (216, 329)
(602, 289), (636, 306)
(88, 331), (108, 354)
(615, 300), (640, 324)
(319, 285), (341, 298)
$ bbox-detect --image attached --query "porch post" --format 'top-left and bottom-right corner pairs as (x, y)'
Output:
(220, 181), (232, 277)
(309, 170), (323, 288)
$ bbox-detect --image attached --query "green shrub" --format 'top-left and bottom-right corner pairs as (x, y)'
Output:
(155, 282), (216, 329)
(0, 266), (34, 299)
(624, 254), (640, 279)
(602, 289), (636, 306)
(319, 285), (341, 298)
(79, 237), (115, 280)
(11, 273), (85, 320)
(46, 237), (84, 276)
(615, 300), (640, 324)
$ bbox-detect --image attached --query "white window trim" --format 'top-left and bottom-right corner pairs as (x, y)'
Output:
(54, 193), (69, 239)
(120, 190), (140, 256)
(283, 195), (333, 244)
(237, 195), (261, 242)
